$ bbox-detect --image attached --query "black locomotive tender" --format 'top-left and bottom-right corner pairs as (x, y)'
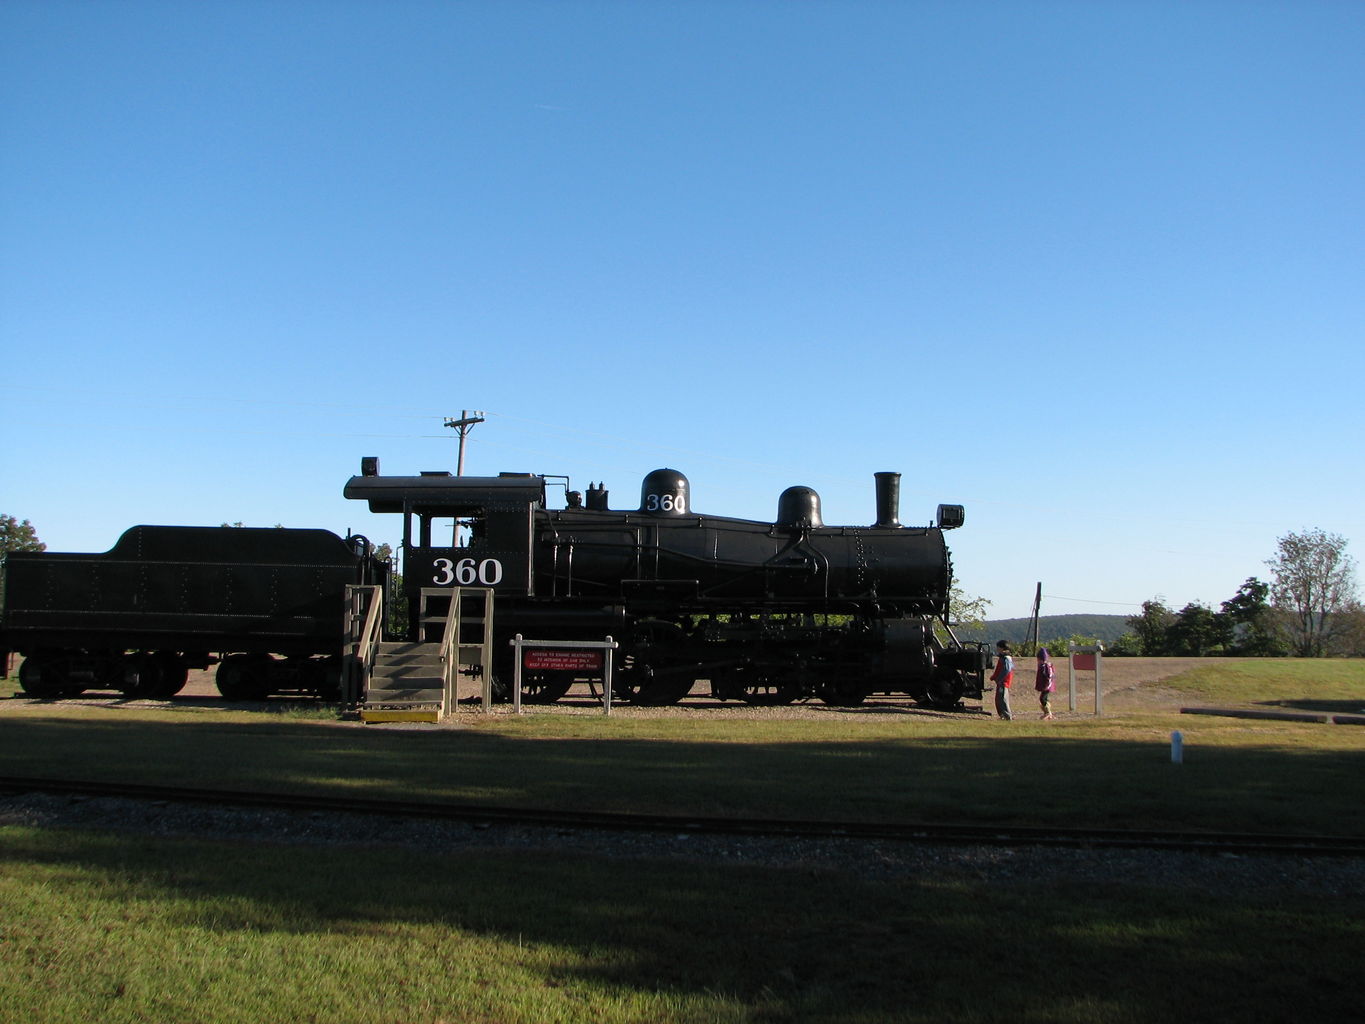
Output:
(1, 462), (987, 708)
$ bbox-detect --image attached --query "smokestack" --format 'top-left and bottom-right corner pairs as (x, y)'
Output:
(874, 472), (902, 528)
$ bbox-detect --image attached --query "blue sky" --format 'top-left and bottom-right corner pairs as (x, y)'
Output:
(3, 0), (1362, 620)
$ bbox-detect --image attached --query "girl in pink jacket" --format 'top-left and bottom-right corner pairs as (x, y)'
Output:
(1035, 647), (1056, 720)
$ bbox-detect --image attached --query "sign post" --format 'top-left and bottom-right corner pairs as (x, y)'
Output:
(1069, 644), (1105, 717)
(510, 635), (620, 715)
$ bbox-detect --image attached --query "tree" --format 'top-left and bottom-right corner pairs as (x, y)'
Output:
(933, 577), (990, 647)
(1219, 577), (1286, 656)
(0, 515), (45, 554)
(1036, 633), (1101, 657)
(1266, 529), (1359, 657)
(1126, 599), (1176, 655)
(1166, 601), (1228, 656)
(948, 576), (991, 630)
(372, 542), (408, 637)
(1220, 577), (1267, 628)
(1333, 602), (1365, 657)
(1107, 632), (1144, 657)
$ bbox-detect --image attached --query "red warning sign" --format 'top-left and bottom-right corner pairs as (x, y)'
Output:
(1073, 653), (1097, 671)
(523, 649), (604, 672)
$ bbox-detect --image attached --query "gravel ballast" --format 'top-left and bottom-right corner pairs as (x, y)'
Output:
(4, 789), (1363, 899)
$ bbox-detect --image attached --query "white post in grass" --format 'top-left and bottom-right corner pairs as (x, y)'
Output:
(1095, 648), (1103, 717)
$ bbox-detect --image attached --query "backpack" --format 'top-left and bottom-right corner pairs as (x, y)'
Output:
(1037, 662), (1056, 692)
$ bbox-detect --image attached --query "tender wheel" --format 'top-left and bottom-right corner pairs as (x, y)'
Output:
(816, 677), (867, 707)
(216, 654), (272, 701)
(314, 658), (343, 701)
(18, 654), (79, 699)
(150, 653), (190, 698)
(121, 652), (164, 699)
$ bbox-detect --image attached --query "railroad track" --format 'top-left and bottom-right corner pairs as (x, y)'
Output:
(3, 774), (1363, 858)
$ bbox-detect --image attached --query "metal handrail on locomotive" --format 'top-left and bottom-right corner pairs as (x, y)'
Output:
(0, 460), (986, 708)
(344, 461), (986, 708)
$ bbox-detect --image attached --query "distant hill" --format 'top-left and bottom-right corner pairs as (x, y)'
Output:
(957, 614), (1129, 646)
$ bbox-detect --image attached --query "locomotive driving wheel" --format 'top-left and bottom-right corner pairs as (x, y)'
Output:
(918, 668), (966, 710)
(740, 671), (800, 706)
(521, 670), (573, 705)
(617, 620), (695, 706)
(816, 676), (867, 707)
(713, 666), (799, 705)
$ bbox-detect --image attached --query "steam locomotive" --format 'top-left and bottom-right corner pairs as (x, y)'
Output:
(1, 460), (986, 708)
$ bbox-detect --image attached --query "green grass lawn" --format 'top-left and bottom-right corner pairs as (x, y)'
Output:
(2, 660), (1363, 837)
(1169, 658), (1365, 714)
(2, 824), (1360, 1024)
(2, 659), (1363, 1022)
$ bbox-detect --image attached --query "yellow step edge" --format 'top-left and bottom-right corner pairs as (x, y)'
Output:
(360, 709), (442, 723)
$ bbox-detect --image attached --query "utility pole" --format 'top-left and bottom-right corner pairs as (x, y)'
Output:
(1028, 582), (1043, 651)
(443, 410), (485, 476)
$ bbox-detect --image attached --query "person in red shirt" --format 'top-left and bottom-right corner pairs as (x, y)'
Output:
(991, 640), (1013, 720)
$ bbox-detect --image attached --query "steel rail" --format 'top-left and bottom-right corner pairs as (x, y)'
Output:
(2, 774), (1363, 857)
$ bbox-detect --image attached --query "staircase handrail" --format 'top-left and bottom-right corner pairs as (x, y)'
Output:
(438, 587), (462, 713)
(345, 584), (384, 706)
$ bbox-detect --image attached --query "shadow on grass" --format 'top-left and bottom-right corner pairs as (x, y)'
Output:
(3, 713), (1365, 837)
(1, 823), (1361, 1023)
(1257, 698), (1365, 714)
(5, 690), (338, 715)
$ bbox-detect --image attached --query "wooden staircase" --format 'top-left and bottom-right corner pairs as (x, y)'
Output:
(352, 587), (495, 723)
(362, 640), (445, 719)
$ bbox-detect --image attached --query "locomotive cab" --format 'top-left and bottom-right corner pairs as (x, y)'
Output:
(343, 468), (546, 637)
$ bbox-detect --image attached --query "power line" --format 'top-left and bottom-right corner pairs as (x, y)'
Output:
(1043, 594), (1145, 608)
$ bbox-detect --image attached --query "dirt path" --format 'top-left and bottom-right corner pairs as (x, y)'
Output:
(7, 656), (1225, 720)
(1009, 656), (1211, 715)
(142, 657), (1218, 720)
